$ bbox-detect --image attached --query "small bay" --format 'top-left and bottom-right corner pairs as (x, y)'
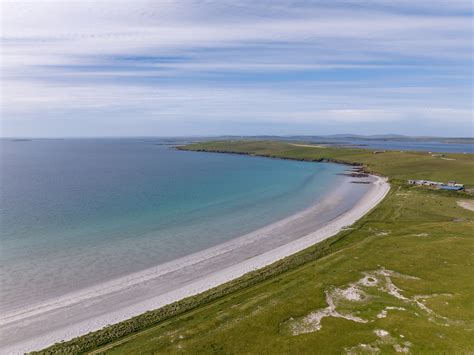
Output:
(0, 138), (346, 313)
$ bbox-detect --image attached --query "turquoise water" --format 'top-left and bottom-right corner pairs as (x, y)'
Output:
(0, 138), (345, 312)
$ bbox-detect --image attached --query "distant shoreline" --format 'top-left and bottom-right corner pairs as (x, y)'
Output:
(0, 167), (389, 354)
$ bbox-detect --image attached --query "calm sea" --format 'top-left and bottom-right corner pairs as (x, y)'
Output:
(308, 138), (473, 153)
(0, 138), (345, 312)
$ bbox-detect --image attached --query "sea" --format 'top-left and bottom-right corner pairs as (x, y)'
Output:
(0, 138), (347, 314)
(306, 138), (473, 153)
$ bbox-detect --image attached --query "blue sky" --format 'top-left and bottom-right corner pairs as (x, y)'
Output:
(1, 0), (472, 137)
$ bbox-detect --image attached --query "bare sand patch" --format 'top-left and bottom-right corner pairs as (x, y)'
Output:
(394, 342), (412, 353)
(345, 343), (380, 354)
(339, 285), (366, 301)
(360, 275), (378, 287)
(377, 306), (406, 319)
(457, 200), (474, 212)
(284, 289), (368, 335)
(346, 330), (412, 355)
(290, 143), (326, 148)
(374, 329), (389, 337)
(283, 267), (461, 337)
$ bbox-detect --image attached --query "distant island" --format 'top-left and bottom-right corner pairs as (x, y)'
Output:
(196, 135), (474, 144)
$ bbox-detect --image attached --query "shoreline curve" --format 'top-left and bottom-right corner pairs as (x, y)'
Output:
(0, 174), (389, 354)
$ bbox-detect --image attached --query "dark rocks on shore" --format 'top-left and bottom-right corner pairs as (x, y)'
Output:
(339, 172), (369, 178)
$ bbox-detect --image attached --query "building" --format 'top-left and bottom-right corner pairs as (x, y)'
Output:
(447, 181), (464, 188)
(423, 180), (443, 187)
(439, 185), (464, 191)
(407, 180), (441, 186)
(407, 179), (464, 190)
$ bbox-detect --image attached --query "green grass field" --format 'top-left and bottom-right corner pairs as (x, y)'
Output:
(38, 141), (474, 354)
(181, 140), (474, 186)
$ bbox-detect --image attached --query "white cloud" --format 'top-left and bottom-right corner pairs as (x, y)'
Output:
(0, 0), (472, 136)
(3, 79), (470, 127)
(2, 1), (472, 73)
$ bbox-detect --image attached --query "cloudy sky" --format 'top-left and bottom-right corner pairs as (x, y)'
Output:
(1, 0), (472, 137)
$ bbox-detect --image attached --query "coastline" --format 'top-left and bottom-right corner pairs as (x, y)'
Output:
(0, 174), (389, 354)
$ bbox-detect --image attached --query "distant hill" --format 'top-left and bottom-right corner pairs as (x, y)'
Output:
(324, 134), (408, 139)
(210, 135), (474, 144)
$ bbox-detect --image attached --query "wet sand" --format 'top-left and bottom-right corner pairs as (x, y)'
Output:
(0, 175), (389, 354)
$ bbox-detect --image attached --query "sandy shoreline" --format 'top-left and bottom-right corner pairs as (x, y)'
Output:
(0, 174), (389, 354)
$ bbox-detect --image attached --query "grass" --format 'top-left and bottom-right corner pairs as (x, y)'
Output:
(180, 140), (474, 186)
(37, 141), (474, 354)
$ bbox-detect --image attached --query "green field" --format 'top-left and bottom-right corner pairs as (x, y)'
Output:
(38, 141), (474, 354)
(181, 141), (474, 186)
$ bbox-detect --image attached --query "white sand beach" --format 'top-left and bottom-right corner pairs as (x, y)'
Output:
(0, 175), (389, 354)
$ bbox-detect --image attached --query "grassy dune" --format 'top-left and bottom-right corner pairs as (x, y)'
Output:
(38, 141), (474, 354)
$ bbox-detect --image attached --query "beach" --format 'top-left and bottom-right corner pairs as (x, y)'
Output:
(0, 174), (389, 354)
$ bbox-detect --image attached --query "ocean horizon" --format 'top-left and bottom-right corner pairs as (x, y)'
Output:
(0, 138), (348, 314)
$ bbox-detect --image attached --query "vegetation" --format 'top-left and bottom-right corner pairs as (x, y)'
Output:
(179, 140), (474, 186)
(36, 141), (474, 354)
(34, 229), (351, 355)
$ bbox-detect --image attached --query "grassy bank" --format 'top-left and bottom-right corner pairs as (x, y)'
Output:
(179, 140), (474, 186)
(37, 141), (474, 354)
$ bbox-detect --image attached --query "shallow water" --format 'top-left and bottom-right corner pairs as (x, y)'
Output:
(0, 138), (347, 312)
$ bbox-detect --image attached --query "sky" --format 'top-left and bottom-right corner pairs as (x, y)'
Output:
(0, 0), (472, 137)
